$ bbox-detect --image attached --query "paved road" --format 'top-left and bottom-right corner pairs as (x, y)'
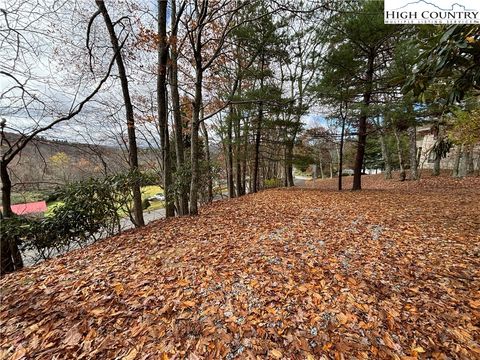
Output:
(293, 175), (312, 187)
(119, 207), (166, 231)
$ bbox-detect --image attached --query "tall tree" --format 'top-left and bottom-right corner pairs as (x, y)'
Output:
(157, 0), (175, 217)
(320, 1), (401, 190)
(281, 13), (322, 187)
(169, 0), (189, 215)
(231, 2), (286, 193)
(181, 0), (246, 214)
(95, 0), (144, 227)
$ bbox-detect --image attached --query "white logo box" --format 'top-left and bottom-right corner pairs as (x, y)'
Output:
(384, 0), (480, 24)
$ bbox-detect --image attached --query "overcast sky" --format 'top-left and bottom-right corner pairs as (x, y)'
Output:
(0, 0), (329, 148)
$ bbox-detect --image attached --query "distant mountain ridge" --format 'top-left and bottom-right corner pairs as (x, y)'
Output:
(1, 132), (156, 190)
(393, 0), (475, 11)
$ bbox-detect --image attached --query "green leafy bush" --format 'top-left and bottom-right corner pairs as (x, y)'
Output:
(1, 171), (149, 263)
(264, 178), (282, 189)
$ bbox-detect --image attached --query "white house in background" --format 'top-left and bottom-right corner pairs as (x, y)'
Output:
(416, 125), (480, 171)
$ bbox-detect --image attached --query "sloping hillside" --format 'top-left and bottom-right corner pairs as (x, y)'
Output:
(1, 176), (479, 359)
(1, 132), (158, 192)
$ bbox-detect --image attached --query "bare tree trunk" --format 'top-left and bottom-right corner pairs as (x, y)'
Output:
(253, 102), (262, 193)
(253, 57), (265, 193)
(189, 64), (202, 215)
(408, 126), (418, 180)
(431, 122), (440, 177)
(157, 0), (174, 217)
(169, 1), (188, 216)
(432, 154), (441, 176)
(201, 115), (213, 202)
(242, 120), (248, 194)
(459, 145), (467, 177)
(352, 53), (374, 191)
(96, 0), (144, 226)
(459, 144), (473, 177)
(394, 128), (406, 181)
(353, 114), (367, 190)
(0, 161), (12, 219)
(284, 141), (294, 187)
(0, 161), (23, 275)
(338, 115), (345, 189)
(227, 108), (235, 198)
(234, 113), (243, 196)
(468, 147), (475, 174)
(452, 145), (462, 177)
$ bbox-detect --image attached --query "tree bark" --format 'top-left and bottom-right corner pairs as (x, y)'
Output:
(338, 115), (345, 190)
(234, 110), (243, 196)
(169, 1), (188, 216)
(408, 126), (418, 180)
(452, 145), (462, 177)
(432, 154), (441, 176)
(227, 107), (235, 198)
(0, 160), (23, 275)
(468, 147), (475, 174)
(459, 144), (473, 177)
(285, 141), (294, 187)
(1, 160), (12, 218)
(157, 0), (174, 217)
(201, 113), (213, 203)
(96, 0), (144, 226)
(393, 128), (406, 180)
(253, 57), (265, 193)
(352, 116), (367, 189)
(189, 66), (202, 215)
(242, 119), (248, 194)
(252, 104), (262, 193)
(352, 52), (374, 191)
(430, 123), (440, 177)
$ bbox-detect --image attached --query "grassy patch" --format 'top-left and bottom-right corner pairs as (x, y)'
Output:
(11, 191), (49, 205)
(141, 185), (164, 211)
(141, 185), (163, 199)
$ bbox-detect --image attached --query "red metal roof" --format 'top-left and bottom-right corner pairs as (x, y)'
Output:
(11, 201), (47, 215)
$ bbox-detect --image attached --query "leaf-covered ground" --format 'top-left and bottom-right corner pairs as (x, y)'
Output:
(1, 175), (479, 359)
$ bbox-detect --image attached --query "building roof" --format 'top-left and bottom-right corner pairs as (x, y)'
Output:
(10, 201), (47, 215)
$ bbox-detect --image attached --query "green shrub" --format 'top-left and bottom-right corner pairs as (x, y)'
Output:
(264, 178), (282, 189)
(0, 171), (149, 262)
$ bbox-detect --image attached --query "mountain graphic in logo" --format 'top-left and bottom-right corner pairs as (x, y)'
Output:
(393, 1), (475, 11)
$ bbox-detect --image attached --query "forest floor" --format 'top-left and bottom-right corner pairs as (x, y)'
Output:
(1, 174), (479, 359)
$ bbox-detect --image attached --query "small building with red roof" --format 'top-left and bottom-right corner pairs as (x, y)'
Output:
(10, 201), (47, 216)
